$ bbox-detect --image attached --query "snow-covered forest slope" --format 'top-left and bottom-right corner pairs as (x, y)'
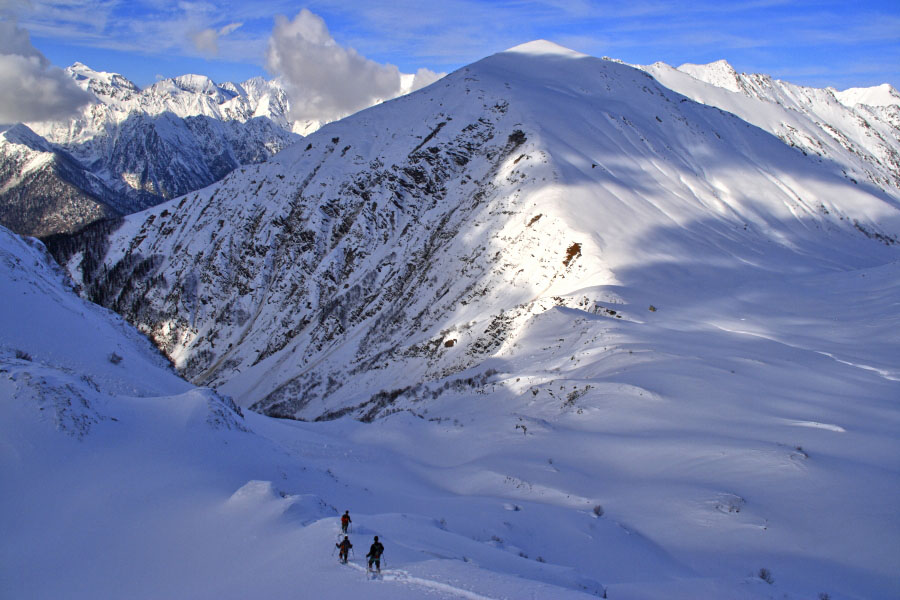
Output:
(0, 64), (300, 237)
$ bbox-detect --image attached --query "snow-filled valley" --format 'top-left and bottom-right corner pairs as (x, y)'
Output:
(3, 41), (900, 599)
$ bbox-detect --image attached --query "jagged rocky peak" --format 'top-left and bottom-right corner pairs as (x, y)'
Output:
(149, 73), (223, 100)
(55, 41), (900, 421)
(0, 60), (301, 238)
(67, 62), (141, 99)
(171, 74), (227, 97)
(239, 76), (272, 96)
(219, 81), (247, 98)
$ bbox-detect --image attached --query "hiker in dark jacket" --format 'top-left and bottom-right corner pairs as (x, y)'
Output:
(341, 510), (352, 534)
(366, 536), (385, 572)
(336, 536), (352, 564)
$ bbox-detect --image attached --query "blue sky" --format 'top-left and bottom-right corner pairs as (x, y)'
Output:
(7, 0), (900, 90)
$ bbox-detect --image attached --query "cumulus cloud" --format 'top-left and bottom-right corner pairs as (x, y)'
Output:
(266, 9), (444, 124)
(0, 19), (93, 124)
(409, 67), (444, 92)
(190, 21), (243, 56)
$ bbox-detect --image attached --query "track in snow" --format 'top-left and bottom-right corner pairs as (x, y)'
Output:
(344, 561), (499, 600)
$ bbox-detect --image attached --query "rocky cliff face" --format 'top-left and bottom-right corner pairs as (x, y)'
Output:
(52, 42), (900, 420)
(1, 64), (300, 237)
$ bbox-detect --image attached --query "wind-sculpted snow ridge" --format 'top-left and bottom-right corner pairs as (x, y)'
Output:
(55, 42), (900, 426)
(0, 64), (301, 237)
(642, 60), (900, 195)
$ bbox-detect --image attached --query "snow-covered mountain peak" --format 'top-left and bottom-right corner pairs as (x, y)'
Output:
(676, 59), (743, 93)
(238, 76), (273, 99)
(474, 41), (658, 101)
(66, 62), (141, 101)
(504, 39), (588, 58)
(833, 82), (900, 108)
(169, 73), (227, 97)
(219, 81), (245, 96)
(67, 61), (132, 82)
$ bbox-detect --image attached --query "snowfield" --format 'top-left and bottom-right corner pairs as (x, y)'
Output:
(3, 41), (900, 599)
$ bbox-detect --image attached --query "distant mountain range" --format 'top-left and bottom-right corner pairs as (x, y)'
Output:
(1, 63), (302, 237)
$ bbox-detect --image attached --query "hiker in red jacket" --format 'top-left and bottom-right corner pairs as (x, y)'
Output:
(341, 510), (352, 534)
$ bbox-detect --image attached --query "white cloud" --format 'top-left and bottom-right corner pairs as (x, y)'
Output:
(265, 9), (443, 124)
(0, 19), (93, 124)
(409, 67), (443, 92)
(189, 23), (243, 56)
(190, 21), (243, 56)
(219, 21), (242, 36)
(190, 28), (219, 55)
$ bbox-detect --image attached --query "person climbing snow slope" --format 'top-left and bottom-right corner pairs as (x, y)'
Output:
(341, 510), (352, 534)
(336, 536), (352, 564)
(366, 536), (384, 572)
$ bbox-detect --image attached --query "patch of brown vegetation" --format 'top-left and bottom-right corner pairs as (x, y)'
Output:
(563, 242), (582, 267)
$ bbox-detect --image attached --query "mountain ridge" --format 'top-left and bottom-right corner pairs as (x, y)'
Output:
(641, 59), (900, 195)
(53, 44), (900, 420)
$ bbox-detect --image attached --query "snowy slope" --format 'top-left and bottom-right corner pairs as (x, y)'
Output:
(5, 227), (900, 599)
(642, 60), (900, 195)
(2, 223), (608, 599)
(6, 41), (900, 600)
(0, 223), (695, 599)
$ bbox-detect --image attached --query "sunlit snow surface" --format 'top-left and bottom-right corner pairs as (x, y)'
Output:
(3, 42), (900, 600)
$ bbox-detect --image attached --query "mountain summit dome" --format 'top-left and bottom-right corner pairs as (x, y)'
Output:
(503, 39), (589, 58)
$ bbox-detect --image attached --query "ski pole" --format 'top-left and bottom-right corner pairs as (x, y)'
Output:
(331, 545), (337, 556)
